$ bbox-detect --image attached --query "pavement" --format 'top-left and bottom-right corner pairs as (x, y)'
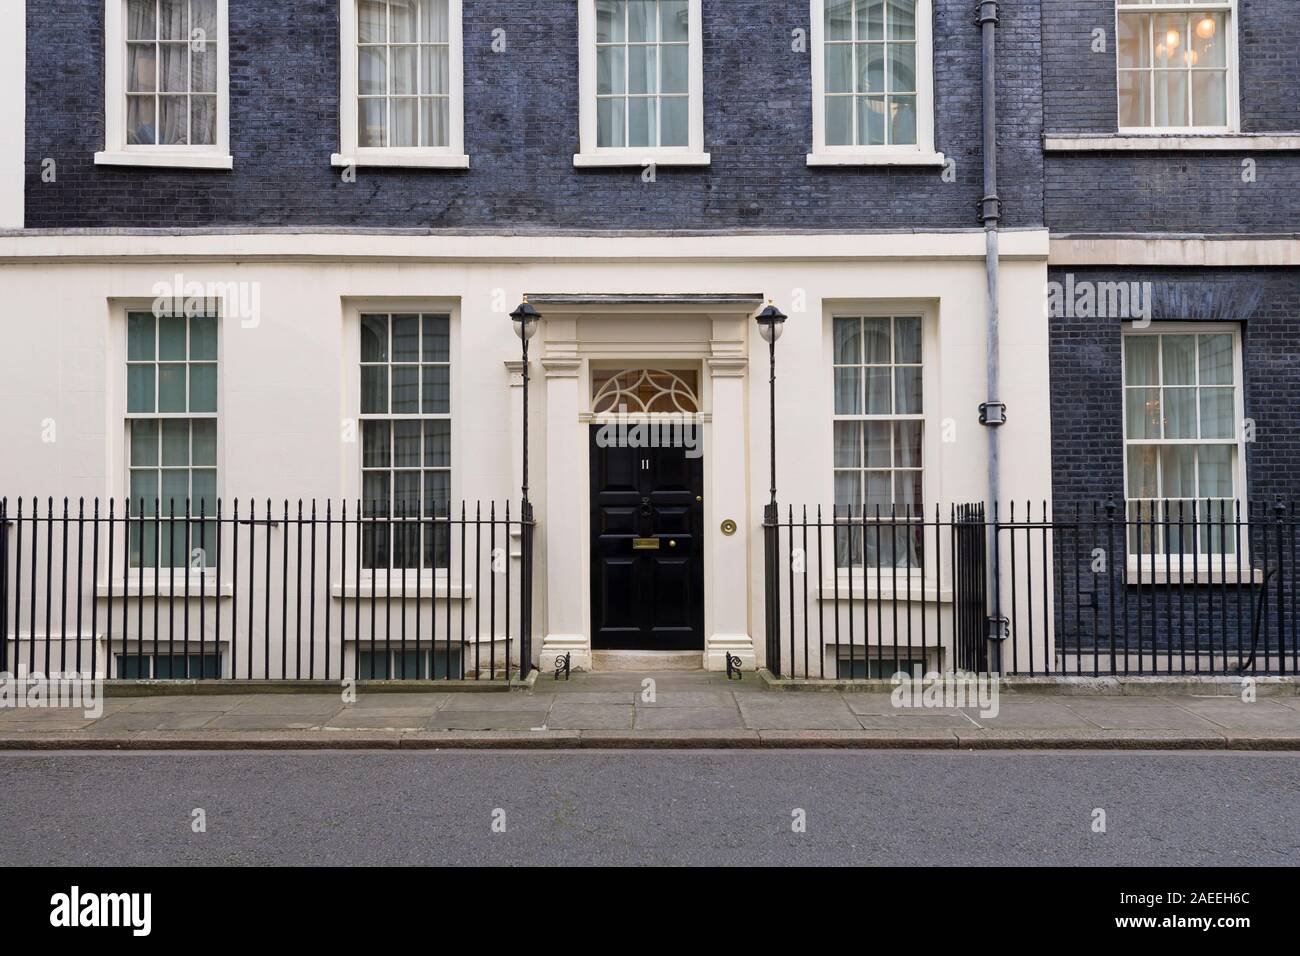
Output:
(2, 750), (1296, 865)
(1, 671), (1298, 749)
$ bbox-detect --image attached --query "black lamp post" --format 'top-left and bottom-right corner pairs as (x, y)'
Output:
(510, 299), (541, 507)
(510, 298), (541, 681)
(755, 302), (787, 514)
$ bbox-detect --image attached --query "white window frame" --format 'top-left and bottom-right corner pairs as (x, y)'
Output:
(808, 0), (943, 167)
(341, 299), (460, 590)
(122, 303), (222, 572)
(1120, 322), (1250, 577)
(97, 0), (233, 169)
(332, 0), (468, 169)
(1115, 0), (1239, 135)
(575, 0), (709, 167)
(829, 309), (938, 579)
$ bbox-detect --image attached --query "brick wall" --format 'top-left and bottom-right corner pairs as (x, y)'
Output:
(1042, 0), (1300, 233)
(1047, 265), (1300, 509)
(23, 1), (1045, 231)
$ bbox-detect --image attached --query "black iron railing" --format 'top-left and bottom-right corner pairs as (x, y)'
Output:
(0, 497), (535, 681)
(763, 504), (988, 679)
(763, 500), (1298, 678)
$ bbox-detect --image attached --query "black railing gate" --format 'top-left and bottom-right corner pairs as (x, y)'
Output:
(954, 504), (989, 673)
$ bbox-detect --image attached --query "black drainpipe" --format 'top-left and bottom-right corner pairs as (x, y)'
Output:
(976, 0), (1005, 672)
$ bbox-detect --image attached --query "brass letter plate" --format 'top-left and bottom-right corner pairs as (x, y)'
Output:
(632, 537), (660, 550)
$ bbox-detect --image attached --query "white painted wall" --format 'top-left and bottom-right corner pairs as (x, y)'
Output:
(0, 232), (1052, 675)
(0, 0), (24, 228)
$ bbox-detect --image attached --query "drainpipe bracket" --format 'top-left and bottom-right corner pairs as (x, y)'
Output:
(978, 401), (1007, 427)
(986, 616), (1010, 642)
(977, 195), (1002, 224)
(974, 0), (999, 26)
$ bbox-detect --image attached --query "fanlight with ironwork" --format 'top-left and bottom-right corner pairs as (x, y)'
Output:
(591, 368), (700, 414)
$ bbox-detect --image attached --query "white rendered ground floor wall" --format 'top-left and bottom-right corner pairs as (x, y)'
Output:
(0, 230), (1053, 675)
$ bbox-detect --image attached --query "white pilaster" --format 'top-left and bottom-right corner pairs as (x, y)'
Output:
(539, 334), (588, 671)
(704, 316), (754, 670)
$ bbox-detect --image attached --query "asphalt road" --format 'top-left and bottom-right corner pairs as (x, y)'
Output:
(0, 751), (1296, 866)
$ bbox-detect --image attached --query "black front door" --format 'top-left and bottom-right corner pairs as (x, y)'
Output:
(590, 426), (704, 650)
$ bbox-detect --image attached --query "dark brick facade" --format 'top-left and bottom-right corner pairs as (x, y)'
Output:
(1047, 266), (1300, 510)
(1042, 0), (1300, 233)
(23, 1), (1044, 231)
(1046, 266), (1300, 663)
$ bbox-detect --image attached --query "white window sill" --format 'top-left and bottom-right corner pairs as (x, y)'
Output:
(1125, 564), (1264, 586)
(94, 150), (234, 170)
(814, 581), (953, 604)
(331, 581), (472, 600)
(96, 577), (233, 598)
(807, 150), (947, 167)
(330, 152), (470, 170)
(1044, 134), (1300, 152)
(573, 152), (711, 168)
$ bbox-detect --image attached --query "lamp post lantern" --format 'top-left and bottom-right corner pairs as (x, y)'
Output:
(755, 302), (787, 513)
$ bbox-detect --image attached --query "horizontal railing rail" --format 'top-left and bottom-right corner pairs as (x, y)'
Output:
(0, 497), (535, 681)
(764, 499), (1299, 678)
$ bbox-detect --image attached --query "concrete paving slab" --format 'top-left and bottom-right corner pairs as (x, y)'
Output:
(967, 700), (1099, 729)
(14, 700), (135, 717)
(127, 730), (404, 749)
(541, 691), (635, 705)
(87, 711), (219, 731)
(226, 696), (348, 716)
(115, 694), (256, 712)
(1059, 698), (1221, 730)
(636, 690), (737, 708)
(0, 718), (100, 732)
(342, 693), (452, 713)
(840, 693), (903, 715)
(737, 697), (861, 730)
(441, 693), (555, 712)
(1173, 698), (1300, 731)
(633, 706), (745, 730)
(338, 697), (449, 717)
(204, 714), (331, 731)
(545, 703), (635, 730)
(425, 710), (549, 731)
(322, 712), (429, 731)
(0, 707), (102, 723)
(857, 711), (980, 729)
